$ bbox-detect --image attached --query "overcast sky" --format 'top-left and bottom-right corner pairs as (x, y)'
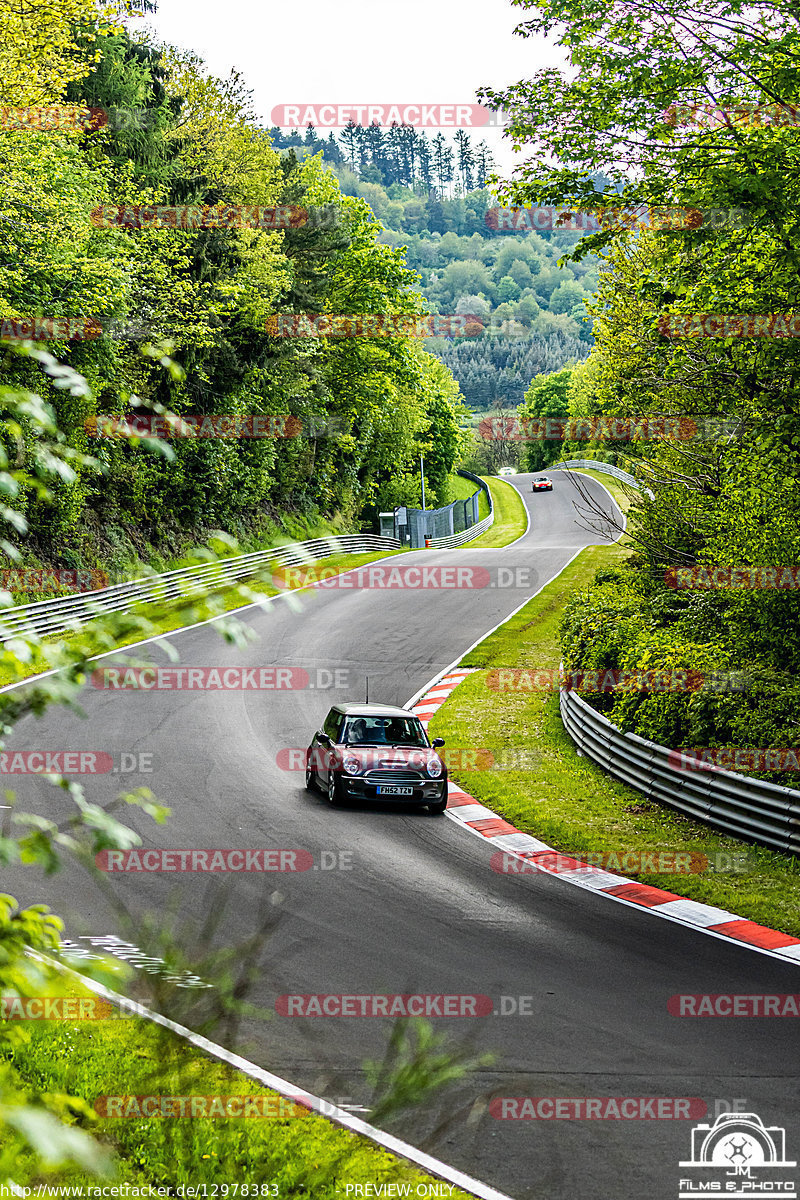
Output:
(138, 0), (566, 179)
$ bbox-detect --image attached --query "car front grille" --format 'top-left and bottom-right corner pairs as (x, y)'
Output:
(364, 770), (424, 784)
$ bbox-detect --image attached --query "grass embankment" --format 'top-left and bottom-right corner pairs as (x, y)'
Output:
(429, 530), (800, 938)
(4, 978), (475, 1196)
(461, 477), (527, 548)
(446, 473), (491, 521)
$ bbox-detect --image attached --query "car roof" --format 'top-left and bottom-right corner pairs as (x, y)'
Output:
(331, 703), (417, 718)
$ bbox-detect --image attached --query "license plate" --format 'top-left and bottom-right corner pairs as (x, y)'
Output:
(376, 785), (414, 796)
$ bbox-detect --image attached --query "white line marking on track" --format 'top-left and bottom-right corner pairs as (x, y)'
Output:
(26, 949), (515, 1200)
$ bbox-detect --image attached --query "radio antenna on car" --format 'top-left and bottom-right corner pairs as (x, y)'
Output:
(365, 676), (369, 704)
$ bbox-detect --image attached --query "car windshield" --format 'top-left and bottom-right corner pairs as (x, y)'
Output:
(342, 715), (429, 747)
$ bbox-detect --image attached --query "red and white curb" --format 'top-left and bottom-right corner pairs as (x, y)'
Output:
(411, 669), (477, 727)
(410, 677), (800, 968)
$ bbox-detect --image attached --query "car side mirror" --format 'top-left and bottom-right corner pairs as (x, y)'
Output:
(318, 732), (331, 747)
(432, 737), (445, 748)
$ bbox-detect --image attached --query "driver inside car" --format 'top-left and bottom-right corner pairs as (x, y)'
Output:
(348, 718), (368, 744)
(383, 718), (411, 744)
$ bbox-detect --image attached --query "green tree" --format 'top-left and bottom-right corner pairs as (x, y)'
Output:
(482, 0), (800, 759)
(496, 275), (521, 304)
(519, 365), (574, 470)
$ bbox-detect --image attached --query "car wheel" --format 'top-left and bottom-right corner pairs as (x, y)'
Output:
(305, 750), (316, 791)
(428, 796), (448, 814)
(327, 770), (341, 806)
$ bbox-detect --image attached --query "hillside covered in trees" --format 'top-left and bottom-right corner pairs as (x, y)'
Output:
(268, 125), (601, 409)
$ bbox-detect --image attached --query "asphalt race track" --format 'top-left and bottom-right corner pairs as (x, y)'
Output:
(3, 471), (798, 1200)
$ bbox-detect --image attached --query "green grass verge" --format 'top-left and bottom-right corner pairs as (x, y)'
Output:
(428, 540), (800, 938)
(460, 477), (527, 549)
(4, 981), (475, 1196)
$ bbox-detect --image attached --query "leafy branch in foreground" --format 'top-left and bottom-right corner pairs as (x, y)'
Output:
(0, 348), (491, 1187)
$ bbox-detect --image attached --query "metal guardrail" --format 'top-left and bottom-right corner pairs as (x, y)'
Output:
(427, 511), (494, 548)
(551, 459), (655, 498)
(0, 535), (401, 643)
(560, 686), (800, 855)
(427, 471), (494, 548)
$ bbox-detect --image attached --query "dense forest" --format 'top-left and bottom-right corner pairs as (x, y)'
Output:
(268, 125), (599, 410)
(268, 122), (497, 194)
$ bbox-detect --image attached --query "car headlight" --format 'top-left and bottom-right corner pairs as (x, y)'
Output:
(343, 755), (361, 775)
(426, 755), (443, 778)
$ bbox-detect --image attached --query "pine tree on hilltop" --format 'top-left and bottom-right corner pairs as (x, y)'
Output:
(454, 129), (474, 192)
